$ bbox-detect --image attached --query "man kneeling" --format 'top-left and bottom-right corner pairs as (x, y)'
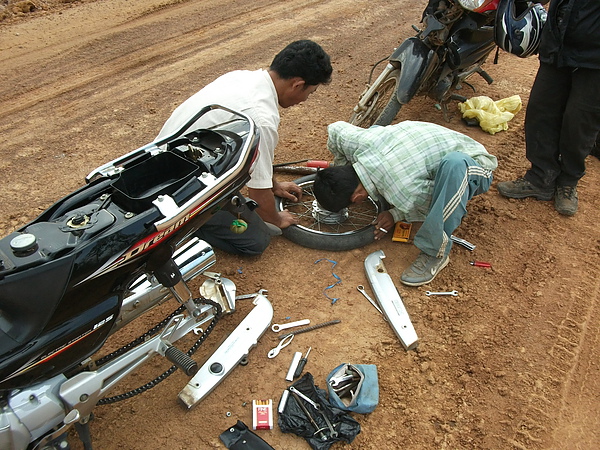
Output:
(313, 121), (497, 286)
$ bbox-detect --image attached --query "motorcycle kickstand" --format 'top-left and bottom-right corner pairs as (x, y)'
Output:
(74, 417), (93, 450)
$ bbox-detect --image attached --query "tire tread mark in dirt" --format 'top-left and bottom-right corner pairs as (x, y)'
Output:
(504, 245), (600, 449)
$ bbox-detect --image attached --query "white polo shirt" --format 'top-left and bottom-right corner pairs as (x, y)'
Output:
(156, 69), (280, 189)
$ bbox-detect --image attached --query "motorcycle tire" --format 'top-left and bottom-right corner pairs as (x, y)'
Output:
(275, 174), (383, 251)
(349, 68), (402, 128)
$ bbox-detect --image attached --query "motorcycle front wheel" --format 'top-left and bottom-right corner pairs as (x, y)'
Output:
(349, 67), (402, 128)
(275, 174), (383, 251)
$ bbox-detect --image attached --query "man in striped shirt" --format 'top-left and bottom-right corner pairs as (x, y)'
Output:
(314, 121), (497, 286)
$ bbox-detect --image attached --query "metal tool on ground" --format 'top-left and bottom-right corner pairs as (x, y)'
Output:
(450, 235), (476, 251)
(356, 285), (383, 315)
(293, 347), (312, 379)
(278, 319), (341, 340)
(267, 334), (294, 358)
(271, 319), (310, 332)
(425, 290), (459, 297)
(288, 389), (328, 442)
(235, 289), (268, 300)
(289, 386), (321, 410)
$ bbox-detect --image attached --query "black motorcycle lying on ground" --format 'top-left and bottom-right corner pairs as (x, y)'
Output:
(0, 105), (274, 450)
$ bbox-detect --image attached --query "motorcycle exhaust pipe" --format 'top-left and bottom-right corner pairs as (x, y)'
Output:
(113, 238), (216, 332)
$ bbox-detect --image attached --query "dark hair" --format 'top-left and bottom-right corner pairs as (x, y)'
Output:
(270, 40), (332, 86)
(313, 165), (359, 212)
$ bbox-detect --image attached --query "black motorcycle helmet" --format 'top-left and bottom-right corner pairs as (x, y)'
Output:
(494, 0), (547, 58)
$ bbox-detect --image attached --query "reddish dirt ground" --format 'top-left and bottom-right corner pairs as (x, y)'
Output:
(1, 0), (599, 449)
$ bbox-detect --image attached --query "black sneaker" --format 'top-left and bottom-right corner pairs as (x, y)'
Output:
(497, 177), (554, 201)
(555, 185), (578, 216)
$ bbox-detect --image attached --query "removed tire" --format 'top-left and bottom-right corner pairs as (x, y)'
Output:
(275, 174), (383, 251)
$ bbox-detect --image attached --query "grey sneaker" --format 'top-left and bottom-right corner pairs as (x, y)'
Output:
(497, 177), (554, 201)
(555, 185), (578, 216)
(400, 252), (449, 287)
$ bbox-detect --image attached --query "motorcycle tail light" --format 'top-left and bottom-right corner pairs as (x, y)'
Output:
(458, 0), (498, 13)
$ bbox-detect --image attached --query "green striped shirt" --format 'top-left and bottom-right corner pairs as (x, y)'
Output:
(327, 121), (498, 222)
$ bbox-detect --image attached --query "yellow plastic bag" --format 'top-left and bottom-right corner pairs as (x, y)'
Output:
(458, 95), (522, 135)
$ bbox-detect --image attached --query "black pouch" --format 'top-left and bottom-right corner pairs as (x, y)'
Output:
(277, 373), (361, 450)
(219, 420), (275, 450)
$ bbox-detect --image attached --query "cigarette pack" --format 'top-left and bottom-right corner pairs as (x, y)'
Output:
(252, 399), (273, 430)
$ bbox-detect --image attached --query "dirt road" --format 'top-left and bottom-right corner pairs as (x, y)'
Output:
(1, 0), (599, 448)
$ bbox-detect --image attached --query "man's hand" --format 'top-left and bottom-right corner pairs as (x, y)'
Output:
(248, 186), (299, 229)
(374, 211), (394, 240)
(272, 180), (302, 203)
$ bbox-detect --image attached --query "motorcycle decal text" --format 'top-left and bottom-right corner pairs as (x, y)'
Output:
(2, 315), (115, 382)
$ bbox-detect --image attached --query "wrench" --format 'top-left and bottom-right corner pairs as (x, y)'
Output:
(289, 386), (321, 410)
(235, 288), (268, 300)
(356, 285), (383, 315)
(425, 290), (459, 297)
(271, 319), (310, 332)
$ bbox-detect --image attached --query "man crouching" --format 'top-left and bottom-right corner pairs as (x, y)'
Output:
(313, 121), (497, 286)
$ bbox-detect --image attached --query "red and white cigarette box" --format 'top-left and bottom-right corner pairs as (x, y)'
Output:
(252, 399), (273, 430)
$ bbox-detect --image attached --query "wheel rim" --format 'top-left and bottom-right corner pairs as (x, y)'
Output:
(352, 73), (398, 128)
(282, 179), (379, 235)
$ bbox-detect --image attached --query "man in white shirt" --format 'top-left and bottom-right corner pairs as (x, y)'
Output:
(157, 40), (332, 255)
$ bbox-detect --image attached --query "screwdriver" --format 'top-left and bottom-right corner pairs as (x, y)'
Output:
(293, 347), (311, 379)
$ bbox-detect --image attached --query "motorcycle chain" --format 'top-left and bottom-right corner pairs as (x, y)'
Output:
(96, 297), (222, 405)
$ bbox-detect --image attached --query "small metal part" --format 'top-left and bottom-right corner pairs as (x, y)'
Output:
(271, 319), (310, 332)
(425, 290), (459, 297)
(267, 334), (294, 358)
(286, 352), (303, 381)
(278, 320), (341, 340)
(357, 285), (383, 315)
(289, 386), (321, 411)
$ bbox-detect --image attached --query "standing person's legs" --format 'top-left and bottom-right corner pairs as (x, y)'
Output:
(401, 153), (492, 286)
(524, 63), (572, 189)
(552, 67), (600, 215)
(497, 63), (570, 200)
(556, 67), (600, 186)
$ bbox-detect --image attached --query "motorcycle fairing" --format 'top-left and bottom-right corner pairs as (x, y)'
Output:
(389, 37), (438, 105)
(0, 106), (259, 390)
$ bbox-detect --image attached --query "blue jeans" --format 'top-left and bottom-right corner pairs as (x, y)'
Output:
(414, 152), (493, 258)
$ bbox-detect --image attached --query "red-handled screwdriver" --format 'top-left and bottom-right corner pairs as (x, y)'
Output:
(293, 347), (311, 379)
(470, 260), (492, 268)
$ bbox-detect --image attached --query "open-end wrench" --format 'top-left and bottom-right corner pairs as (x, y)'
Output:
(289, 386), (321, 411)
(235, 289), (268, 300)
(357, 285), (383, 315)
(425, 290), (459, 297)
(271, 319), (310, 332)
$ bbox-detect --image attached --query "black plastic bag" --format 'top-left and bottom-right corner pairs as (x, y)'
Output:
(277, 373), (360, 450)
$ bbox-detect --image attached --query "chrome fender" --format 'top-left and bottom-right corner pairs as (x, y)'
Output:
(389, 37), (437, 105)
(364, 250), (418, 351)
